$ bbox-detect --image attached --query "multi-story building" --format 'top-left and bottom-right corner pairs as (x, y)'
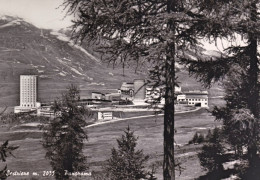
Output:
(14, 75), (39, 113)
(20, 75), (37, 108)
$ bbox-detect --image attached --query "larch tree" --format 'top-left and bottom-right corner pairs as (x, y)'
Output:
(42, 84), (89, 180)
(62, 0), (209, 179)
(183, 0), (260, 171)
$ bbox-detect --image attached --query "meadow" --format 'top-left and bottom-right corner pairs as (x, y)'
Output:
(0, 105), (222, 180)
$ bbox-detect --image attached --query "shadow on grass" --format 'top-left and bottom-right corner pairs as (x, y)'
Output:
(196, 169), (237, 180)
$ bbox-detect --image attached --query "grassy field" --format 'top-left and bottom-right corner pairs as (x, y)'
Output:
(0, 106), (222, 180)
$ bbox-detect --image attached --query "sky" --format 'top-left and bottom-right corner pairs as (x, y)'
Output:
(0, 0), (73, 30)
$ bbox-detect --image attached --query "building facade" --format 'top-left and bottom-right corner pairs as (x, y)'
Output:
(177, 90), (209, 108)
(20, 75), (37, 108)
(14, 75), (39, 113)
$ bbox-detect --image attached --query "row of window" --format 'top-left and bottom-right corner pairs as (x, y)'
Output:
(178, 98), (207, 101)
(188, 99), (207, 101)
(21, 104), (35, 107)
(188, 102), (208, 105)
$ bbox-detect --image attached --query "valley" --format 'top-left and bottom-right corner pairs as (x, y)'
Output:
(0, 15), (227, 180)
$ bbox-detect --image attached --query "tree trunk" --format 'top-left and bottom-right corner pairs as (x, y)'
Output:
(163, 56), (175, 180)
(163, 1), (176, 179)
(247, 1), (259, 165)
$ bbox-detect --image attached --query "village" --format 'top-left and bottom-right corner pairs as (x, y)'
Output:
(13, 75), (209, 121)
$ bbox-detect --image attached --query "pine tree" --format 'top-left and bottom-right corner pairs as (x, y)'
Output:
(62, 1), (209, 179)
(198, 128), (224, 173)
(42, 84), (89, 180)
(105, 126), (152, 180)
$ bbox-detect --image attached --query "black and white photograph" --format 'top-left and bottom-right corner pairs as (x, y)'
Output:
(0, 0), (259, 180)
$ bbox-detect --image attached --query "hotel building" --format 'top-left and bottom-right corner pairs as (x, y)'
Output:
(14, 75), (39, 113)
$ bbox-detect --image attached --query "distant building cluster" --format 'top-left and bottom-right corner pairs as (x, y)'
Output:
(13, 75), (208, 118)
(120, 79), (165, 105)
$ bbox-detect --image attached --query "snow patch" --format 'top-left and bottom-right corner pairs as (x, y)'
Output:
(59, 72), (67, 76)
(51, 31), (101, 63)
(62, 57), (71, 62)
(0, 20), (21, 29)
(56, 57), (84, 76)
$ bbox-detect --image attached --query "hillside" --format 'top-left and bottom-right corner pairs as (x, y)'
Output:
(0, 15), (224, 108)
(0, 16), (146, 106)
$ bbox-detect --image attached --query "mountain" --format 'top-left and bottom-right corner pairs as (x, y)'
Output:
(0, 15), (224, 108)
(0, 16), (145, 106)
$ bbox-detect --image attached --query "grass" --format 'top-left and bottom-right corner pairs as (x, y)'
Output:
(0, 106), (222, 180)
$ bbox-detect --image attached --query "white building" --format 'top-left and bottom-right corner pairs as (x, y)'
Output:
(14, 75), (39, 113)
(177, 90), (209, 108)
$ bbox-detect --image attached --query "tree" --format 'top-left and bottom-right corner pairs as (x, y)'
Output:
(183, 0), (260, 173)
(63, 1), (209, 179)
(0, 108), (19, 180)
(198, 128), (225, 173)
(42, 84), (89, 180)
(105, 126), (154, 180)
(0, 140), (19, 180)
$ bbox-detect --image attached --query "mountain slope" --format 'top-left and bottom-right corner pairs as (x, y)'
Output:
(0, 16), (145, 106)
